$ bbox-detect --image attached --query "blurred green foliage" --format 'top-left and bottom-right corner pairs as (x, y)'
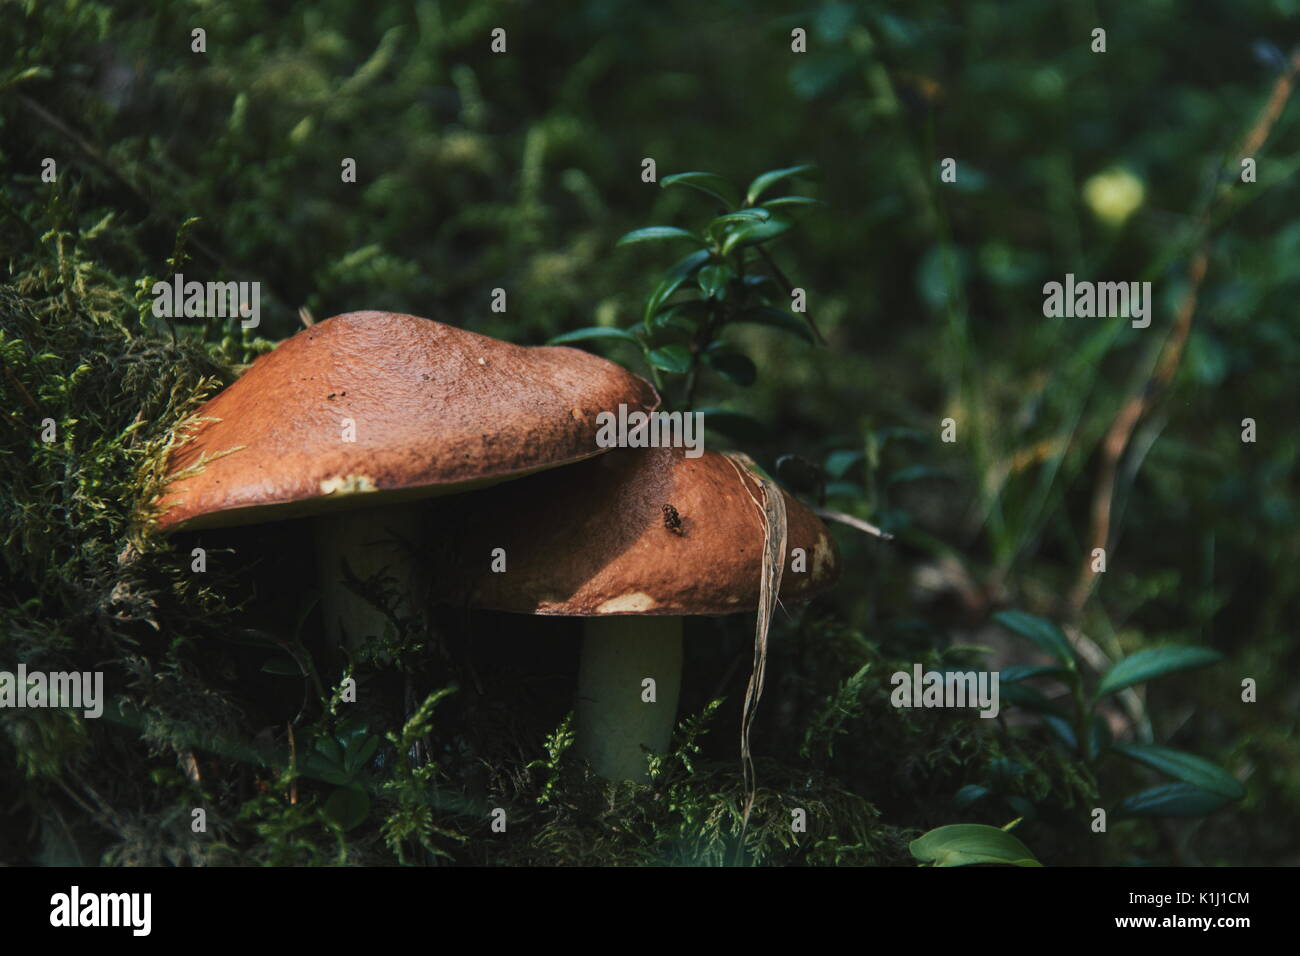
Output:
(1, 0), (1297, 865)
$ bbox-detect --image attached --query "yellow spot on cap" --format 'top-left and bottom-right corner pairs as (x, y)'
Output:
(320, 474), (378, 496)
(596, 592), (658, 614)
(812, 532), (833, 580)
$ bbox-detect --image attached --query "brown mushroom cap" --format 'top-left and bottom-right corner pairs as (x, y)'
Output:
(153, 311), (659, 532)
(433, 445), (840, 616)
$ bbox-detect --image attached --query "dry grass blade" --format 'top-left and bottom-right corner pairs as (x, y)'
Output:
(723, 451), (787, 863)
(812, 505), (894, 541)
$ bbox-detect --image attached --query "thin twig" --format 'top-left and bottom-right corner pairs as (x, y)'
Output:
(1, 359), (41, 413)
(1066, 50), (1300, 617)
(812, 505), (895, 541)
(1067, 248), (1206, 615)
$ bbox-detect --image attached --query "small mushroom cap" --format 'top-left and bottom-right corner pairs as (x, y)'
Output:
(433, 445), (840, 616)
(153, 311), (659, 532)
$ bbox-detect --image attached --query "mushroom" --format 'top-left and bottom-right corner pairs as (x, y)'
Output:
(432, 445), (840, 780)
(152, 310), (659, 650)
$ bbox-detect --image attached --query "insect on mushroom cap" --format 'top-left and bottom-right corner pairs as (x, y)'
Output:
(435, 445), (840, 616)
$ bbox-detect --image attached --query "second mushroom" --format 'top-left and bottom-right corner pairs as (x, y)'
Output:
(432, 445), (840, 781)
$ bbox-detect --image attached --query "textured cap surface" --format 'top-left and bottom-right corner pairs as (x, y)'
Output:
(154, 311), (659, 531)
(433, 445), (840, 616)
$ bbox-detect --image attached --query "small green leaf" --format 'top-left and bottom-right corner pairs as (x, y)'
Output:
(709, 209), (771, 232)
(656, 298), (710, 321)
(705, 346), (757, 386)
(708, 210), (770, 242)
(643, 251), (713, 329)
(1096, 647), (1223, 698)
(824, 449), (865, 479)
(337, 717), (369, 743)
(547, 327), (639, 345)
(324, 786), (371, 830)
(643, 274), (690, 327)
(697, 264), (734, 300)
(993, 610), (1077, 668)
(302, 754), (350, 786)
(760, 195), (827, 210)
(1112, 743), (1244, 799)
(1000, 665), (1070, 683)
(720, 214), (794, 256)
(745, 164), (819, 206)
(0, 66), (53, 93)
(616, 226), (705, 247)
(660, 171), (739, 209)
(652, 299), (708, 338)
(1042, 714), (1078, 751)
(646, 344), (693, 374)
(651, 309), (699, 337)
(315, 735), (346, 766)
(1086, 714), (1112, 761)
(345, 735), (381, 775)
(729, 306), (814, 343)
(1113, 783), (1234, 819)
(317, 767), (352, 786)
(909, 824), (1041, 867)
(666, 248), (713, 279)
(953, 784), (990, 810)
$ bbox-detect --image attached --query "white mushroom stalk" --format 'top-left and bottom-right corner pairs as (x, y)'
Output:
(575, 616), (683, 782)
(314, 503), (425, 652)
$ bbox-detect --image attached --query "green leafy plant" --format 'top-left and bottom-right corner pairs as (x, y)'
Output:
(549, 165), (824, 421)
(379, 687), (468, 863)
(910, 820), (1042, 867)
(301, 716), (381, 830)
(984, 610), (1244, 820)
(526, 711), (577, 805)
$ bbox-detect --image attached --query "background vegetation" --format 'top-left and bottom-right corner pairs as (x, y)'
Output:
(1, 0), (1296, 865)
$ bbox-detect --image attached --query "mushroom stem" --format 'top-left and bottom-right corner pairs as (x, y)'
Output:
(314, 504), (425, 652)
(575, 615), (683, 781)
